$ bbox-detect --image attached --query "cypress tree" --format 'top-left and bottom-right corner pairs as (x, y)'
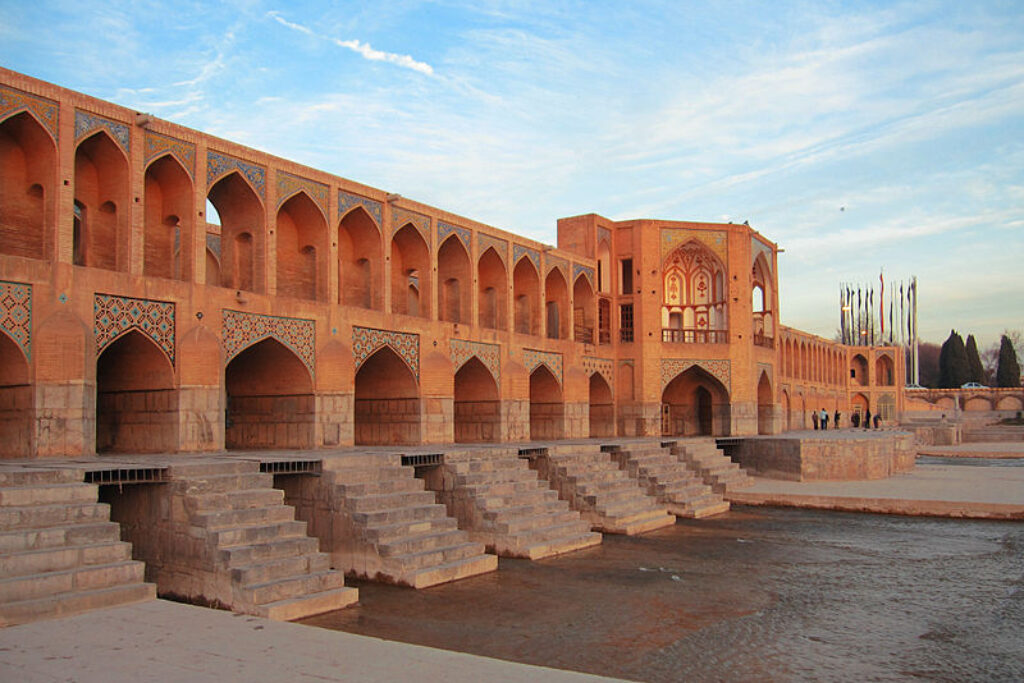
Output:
(996, 335), (1022, 388)
(965, 334), (985, 384)
(938, 330), (970, 388)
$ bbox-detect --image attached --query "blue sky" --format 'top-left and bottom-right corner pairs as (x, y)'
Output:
(2, 1), (1021, 350)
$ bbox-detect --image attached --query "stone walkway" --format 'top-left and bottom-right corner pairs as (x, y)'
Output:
(0, 599), (621, 682)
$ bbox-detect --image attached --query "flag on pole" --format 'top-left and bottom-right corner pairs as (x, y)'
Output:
(879, 269), (885, 336)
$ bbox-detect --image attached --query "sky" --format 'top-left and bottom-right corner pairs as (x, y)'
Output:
(2, 0), (1021, 350)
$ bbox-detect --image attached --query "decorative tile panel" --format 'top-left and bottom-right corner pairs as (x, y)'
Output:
(661, 358), (731, 393)
(546, 255), (568, 280)
(450, 339), (500, 386)
(95, 294), (175, 365)
(0, 85), (58, 140)
(598, 227), (612, 246)
(391, 207), (430, 239)
(205, 233), (221, 260)
(582, 356), (613, 382)
(478, 233), (508, 264)
(276, 170), (328, 215)
(338, 190), (382, 226)
(523, 348), (562, 385)
(144, 131), (195, 178)
(207, 151), (266, 199)
(513, 244), (539, 269)
(75, 111), (130, 152)
(0, 281), (32, 361)
(223, 310), (315, 377)
(661, 228), (728, 265)
(352, 326), (419, 380)
(437, 220), (471, 250)
(573, 263), (595, 286)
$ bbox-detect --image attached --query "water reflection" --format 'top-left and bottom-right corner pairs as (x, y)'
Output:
(301, 508), (1024, 682)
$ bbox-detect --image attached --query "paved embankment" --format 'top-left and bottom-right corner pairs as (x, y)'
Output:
(917, 442), (1024, 459)
(727, 462), (1024, 519)
(0, 599), (622, 683)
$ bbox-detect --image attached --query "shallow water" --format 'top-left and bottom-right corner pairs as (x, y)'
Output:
(917, 455), (1024, 467)
(301, 508), (1024, 682)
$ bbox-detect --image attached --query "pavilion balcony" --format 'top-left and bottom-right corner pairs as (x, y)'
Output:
(661, 328), (729, 344)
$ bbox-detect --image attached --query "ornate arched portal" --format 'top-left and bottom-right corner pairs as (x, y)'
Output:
(661, 366), (730, 436)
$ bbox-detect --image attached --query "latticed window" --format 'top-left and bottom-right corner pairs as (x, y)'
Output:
(661, 241), (728, 343)
(619, 303), (634, 342)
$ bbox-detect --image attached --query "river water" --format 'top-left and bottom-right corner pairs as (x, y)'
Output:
(302, 507), (1024, 682)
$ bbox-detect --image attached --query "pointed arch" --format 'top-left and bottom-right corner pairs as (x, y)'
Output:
(544, 267), (569, 340)
(438, 233), (471, 324)
(276, 190), (326, 301)
(74, 130), (130, 271)
(391, 223), (431, 319)
(337, 205), (382, 309)
(144, 153), (194, 281)
(588, 372), (614, 437)
(530, 364), (564, 440)
(208, 170), (264, 292)
(0, 111), (55, 260)
(0, 330), (32, 458)
(661, 366), (731, 436)
(454, 356), (500, 443)
(572, 273), (595, 344)
(478, 246), (507, 331)
(513, 256), (540, 335)
(597, 239), (611, 294)
(661, 239), (728, 343)
(851, 353), (868, 386)
(752, 253), (773, 347)
(354, 345), (421, 445)
(875, 353), (895, 386)
(757, 371), (773, 435)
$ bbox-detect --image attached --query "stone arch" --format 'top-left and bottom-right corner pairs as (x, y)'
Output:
(752, 254), (773, 345)
(662, 239), (728, 343)
(391, 223), (431, 319)
(0, 330), (32, 458)
(573, 274), (595, 344)
(96, 329), (177, 453)
(438, 234), (471, 324)
(276, 191), (326, 301)
(354, 345), (421, 445)
(997, 395), (1023, 411)
(144, 153), (194, 281)
(597, 239), (611, 294)
(875, 354), (895, 386)
(851, 353), (868, 386)
(454, 356), (500, 443)
(781, 389), (791, 431)
(851, 392), (869, 422)
(225, 337), (314, 450)
(588, 372), (614, 437)
(964, 396), (993, 412)
(530, 364), (563, 440)
(337, 205), (382, 310)
(513, 256), (540, 335)
(544, 267), (569, 340)
(878, 393), (897, 421)
(208, 171), (264, 293)
(478, 247), (507, 331)
(0, 111), (55, 260)
(75, 130), (130, 271)
(757, 371), (773, 435)
(661, 366), (731, 437)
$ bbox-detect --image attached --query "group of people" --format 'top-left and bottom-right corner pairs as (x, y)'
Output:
(812, 408), (881, 430)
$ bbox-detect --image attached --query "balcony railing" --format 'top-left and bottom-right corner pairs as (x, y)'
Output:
(574, 325), (594, 344)
(754, 333), (775, 349)
(662, 328), (729, 344)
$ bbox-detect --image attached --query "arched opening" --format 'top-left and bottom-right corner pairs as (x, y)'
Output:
(661, 366), (731, 437)
(205, 247), (220, 285)
(208, 172), (263, 292)
(144, 155), (193, 281)
(573, 275), (595, 344)
(276, 192), (325, 301)
(337, 206), (381, 309)
(74, 131), (129, 271)
(751, 255), (773, 347)
(597, 239), (611, 294)
(354, 346), (420, 445)
(875, 355), (895, 386)
(878, 394), (896, 421)
(588, 373), (613, 437)
(391, 224), (430, 319)
(851, 354), (868, 386)
(437, 235), (471, 324)
(225, 338), (314, 450)
(661, 240), (728, 343)
(545, 268), (568, 340)
(513, 257), (540, 335)
(851, 393), (869, 423)
(757, 372), (773, 435)
(96, 330), (177, 453)
(453, 357), (499, 443)
(0, 112), (55, 260)
(529, 365), (563, 440)
(781, 389), (791, 432)
(477, 247), (507, 331)
(0, 332), (32, 458)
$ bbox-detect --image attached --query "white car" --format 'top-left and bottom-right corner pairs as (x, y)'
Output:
(960, 382), (987, 389)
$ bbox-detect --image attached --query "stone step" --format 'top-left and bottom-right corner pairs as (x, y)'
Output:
(217, 536), (322, 568)
(167, 461), (258, 477)
(387, 541), (488, 573)
(323, 453), (403, 470)
(333, 477), (425, 497)
(477, 488), (560, 508)
(207, 520), (309, 548)
(390, 552), (498, 589)
(0, 560), (145, 604)
(0, 541), (133, 577)
(326, 466), (414, 485)
(454, 459), (527, 474)
(193, 504), (296, 530)
(0, 581), (156, 628)
(0, 522), (121, 553)
(0, 483), (98, 508)
(0, 502), (112, 530)
(361, 516), (459, 545)
(674, 498), (731, 519)
(172, 472), (272, 494)
(378, 529), (473, 558)
(502, 530), (603, 560)
(255, 585), (359, 621)
(0, 468), (84, 486)
(344, 490), (438, 512)
(590, 508), (675, 535)
(481, 499), (570, 524)
(454, 468), (538, 485)
(186, 488), (285, 513)
(245, 569), (347, 606)
(350, 503), (449, 527)
(489, 509), (583, 535)
(230, 552), (331, 586)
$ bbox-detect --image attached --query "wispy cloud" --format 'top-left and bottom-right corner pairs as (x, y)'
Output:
(267, 11), (434, 76)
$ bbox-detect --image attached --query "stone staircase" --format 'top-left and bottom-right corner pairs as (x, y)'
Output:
(161, 461), (357, 621)
(673, 439), (755, 494)
(609, 442), (730, 518)
(536, 444), (676, 535)
(426, 449), (602, 559)
(0, 467), (154, 627)
(289, 454), (497, 589)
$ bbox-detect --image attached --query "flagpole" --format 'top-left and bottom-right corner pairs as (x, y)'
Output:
(912, 276), (919, 385)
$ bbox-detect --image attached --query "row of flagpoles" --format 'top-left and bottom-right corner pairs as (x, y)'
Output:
(839, 271), (919, 384)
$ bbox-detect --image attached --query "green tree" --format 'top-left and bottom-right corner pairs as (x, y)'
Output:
(996, 335), (1022, 388)
(965, 334), (985, 384)
(938, 330), (969, 388)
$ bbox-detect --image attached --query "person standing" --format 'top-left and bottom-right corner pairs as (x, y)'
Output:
(864, 408), (872, 431)
(820, 408), (829, 430)
(812, 410), (819, 430)
(834, 410), (841, 429)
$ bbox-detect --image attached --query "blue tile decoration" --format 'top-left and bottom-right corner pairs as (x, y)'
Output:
(392, 207), (430, 240)
(523, 348), (562, 385)
(352, 326), (419, 380)
(0, 281), (32, 361)
(276, 170), (328, 215)
(75, 110), (130, 152)
(0, 85), (58, 141)
(661, 358), (731, 393)
(338, 190), (382, 226)
(144, 131), (195, 178)
(598, 226), (612, 246)
(513, 244), (539, 268)
(94, 293), (175, 365)
(437, 220), (471, 250)
(546, 255), (568, 280)
(573, 263), (595, 286)
(478, 233), (508, 265)
(450, 339), (500, 386)
(223, 309), (315, 377)
(207, 150), (266, 199)
(582, 356), (613, 383)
